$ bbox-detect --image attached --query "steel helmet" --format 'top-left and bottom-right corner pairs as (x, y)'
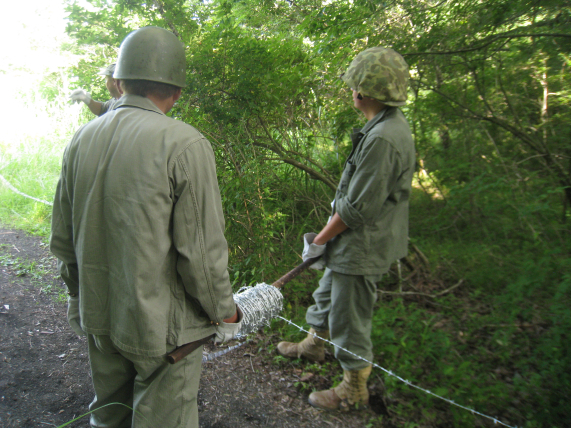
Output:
(98, 63), (116, 76)
(114, 27), (186, 88)
(341, 47), (409, 106)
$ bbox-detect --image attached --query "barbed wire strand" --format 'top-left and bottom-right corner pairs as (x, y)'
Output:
(277, 316), (517, 428)
(1, 175), (517, 427)
(202, 339), (253, 363)
(0, 173), (53, 206)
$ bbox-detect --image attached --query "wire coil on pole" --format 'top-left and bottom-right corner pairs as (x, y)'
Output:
(233, 282), (284, 338)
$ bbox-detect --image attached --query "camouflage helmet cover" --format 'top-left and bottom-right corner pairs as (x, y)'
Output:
(341, 47), (409, 106)
(114, 26), (186, 88)
(98, 63), (116, 76)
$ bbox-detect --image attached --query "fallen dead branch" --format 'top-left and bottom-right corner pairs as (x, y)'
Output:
(379, 279), (464, 299)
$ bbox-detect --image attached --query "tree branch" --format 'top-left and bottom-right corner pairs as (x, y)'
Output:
(404, 33), (571, 57)
(255, 117), (338, 191)
(379, 279), (464, 299)
(152, 0), (180, 38)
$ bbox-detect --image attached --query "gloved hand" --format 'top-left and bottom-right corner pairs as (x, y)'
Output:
(214, 305), (243, 344)
(69, 89), (92, 105)
(302, 232), (326, 270)
(67, 295), (85, 336)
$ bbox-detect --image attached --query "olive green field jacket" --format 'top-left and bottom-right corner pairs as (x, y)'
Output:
(99, 97), (118, 116)
(325, 107), (416, 275)
(50, 95), (236, 356)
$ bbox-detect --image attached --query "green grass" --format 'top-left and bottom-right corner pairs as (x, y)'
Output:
(0, 75), (89, 236)
(2, 72), (569, 428)
(0, 253), (46, 278)
(264, 205), (570, 427)
(0, 83), (82, 303)
(0, 249), (66, 301)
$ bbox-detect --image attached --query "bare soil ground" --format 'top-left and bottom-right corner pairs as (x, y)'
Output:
(0, 227), (389, 428)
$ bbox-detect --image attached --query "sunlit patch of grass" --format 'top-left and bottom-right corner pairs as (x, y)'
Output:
(0, 78), (89, 237)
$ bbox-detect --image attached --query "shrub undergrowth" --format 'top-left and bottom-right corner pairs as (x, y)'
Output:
(1, 67), (569, 428)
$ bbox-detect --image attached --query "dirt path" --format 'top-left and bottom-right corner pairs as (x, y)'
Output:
(0, 227), (387, 428)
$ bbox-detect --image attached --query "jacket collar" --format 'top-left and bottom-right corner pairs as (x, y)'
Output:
(350, 107), (392, 146)
(112, 94), (165, 116)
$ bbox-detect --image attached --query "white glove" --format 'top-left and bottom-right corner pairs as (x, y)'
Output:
(302, 232), (326, 270)
(67, 295), (85, 336)
(214, 306), (243, 344)
(69, 89), (92, 105)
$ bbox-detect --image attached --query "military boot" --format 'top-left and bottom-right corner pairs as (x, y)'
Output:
(276, 328), (329, 363)
(308, 365), (372, 411)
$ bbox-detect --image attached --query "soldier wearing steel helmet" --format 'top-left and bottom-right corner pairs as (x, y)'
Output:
(69, 63), (121, 116)
(278, 47), (415, 411)
(51, 27), (241, 427)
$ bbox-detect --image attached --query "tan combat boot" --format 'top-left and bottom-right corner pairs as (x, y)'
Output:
(308, 365), (372, 411)
(276, 328), (329, 363)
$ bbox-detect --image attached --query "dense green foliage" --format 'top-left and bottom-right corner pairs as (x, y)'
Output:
(1, 0), (569, 426)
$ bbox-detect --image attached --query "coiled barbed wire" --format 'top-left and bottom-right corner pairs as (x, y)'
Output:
(201, 283), (517, 428)
(200, 283), (282, 362)
(233, 282), (283, 338)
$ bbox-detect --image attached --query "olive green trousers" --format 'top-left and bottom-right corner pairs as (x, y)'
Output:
(306, 268), (382, 371)
(87, 334), (202, 428)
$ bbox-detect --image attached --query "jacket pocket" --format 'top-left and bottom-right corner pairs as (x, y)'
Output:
(338, 162), (357, 194)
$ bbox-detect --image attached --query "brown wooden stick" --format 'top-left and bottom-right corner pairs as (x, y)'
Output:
(167, 334), (215, 364)
(167, 256), (321, 364)
(271, 256), (321, 288)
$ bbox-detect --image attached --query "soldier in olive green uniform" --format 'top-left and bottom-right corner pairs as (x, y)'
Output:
(278, 47), (415, 412)
(69, 63), (121, 116)
(51, 27), (241, 428)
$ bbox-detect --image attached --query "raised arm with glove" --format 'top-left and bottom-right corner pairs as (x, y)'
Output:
(69, 88), (105, 116)
(69, 88), (92, 106)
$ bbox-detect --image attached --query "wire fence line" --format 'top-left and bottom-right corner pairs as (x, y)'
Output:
(1, 172), (517, 427)
(0, 173), (53, 206)
(209, 318), (517, 428)
(277, 318), (517, 428)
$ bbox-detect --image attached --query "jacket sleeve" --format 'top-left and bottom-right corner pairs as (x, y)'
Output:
(98, 98), (117, 116)
(171, 136), (235, 324)
(335, 135), (403, 229)
(50, 148), (80, 295)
